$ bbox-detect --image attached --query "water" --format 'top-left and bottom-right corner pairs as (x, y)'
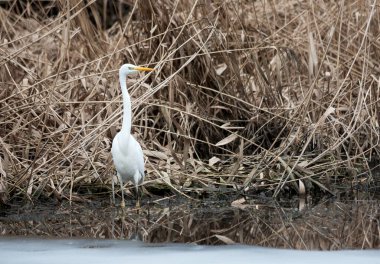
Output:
(0, 195), (379, 249)
(0, 191), (379, 263)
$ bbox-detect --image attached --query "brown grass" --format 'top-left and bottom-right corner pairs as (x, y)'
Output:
(0, 0), (379, 202)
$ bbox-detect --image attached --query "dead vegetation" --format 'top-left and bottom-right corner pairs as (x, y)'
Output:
(0, 0), (379, 202)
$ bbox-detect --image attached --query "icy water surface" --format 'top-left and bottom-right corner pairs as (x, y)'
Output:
(0, 238), (379, 264)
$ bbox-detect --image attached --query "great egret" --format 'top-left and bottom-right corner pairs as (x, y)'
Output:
(111, 63), (153, 207)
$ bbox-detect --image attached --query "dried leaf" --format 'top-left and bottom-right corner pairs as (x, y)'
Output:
(215, 134), (238, 146)
(215, 235), (236, 245)
(144, 150), (168, 160)
(231, 198), (248, 209)
(209, 156), (220, 166)
(215, 63), (227, 75)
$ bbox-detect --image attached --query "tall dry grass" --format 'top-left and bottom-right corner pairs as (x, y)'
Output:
(0, 0), (379, 202)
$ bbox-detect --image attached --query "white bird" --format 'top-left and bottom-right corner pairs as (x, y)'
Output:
(111, 63), (153, 207)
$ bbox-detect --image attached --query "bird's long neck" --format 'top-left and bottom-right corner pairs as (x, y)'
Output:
(119, 73), (131, 134)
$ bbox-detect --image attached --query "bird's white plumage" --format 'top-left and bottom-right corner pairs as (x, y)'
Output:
(111, 63), (152, 206)
(111, 131), (144, 186)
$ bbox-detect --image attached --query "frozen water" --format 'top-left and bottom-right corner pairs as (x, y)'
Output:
(0, 238), (379, 264)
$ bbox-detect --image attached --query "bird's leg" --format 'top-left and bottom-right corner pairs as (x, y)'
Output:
(117, 173), (125, 208)
(112, 174), (116, 206)
(135, 185), (140, 208)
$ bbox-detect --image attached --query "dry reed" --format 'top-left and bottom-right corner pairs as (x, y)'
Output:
(0, 0), (379, 202)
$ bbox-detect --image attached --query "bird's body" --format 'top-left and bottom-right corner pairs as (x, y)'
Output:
(111, 63), (153, 207)
(111, 131), (144, 187)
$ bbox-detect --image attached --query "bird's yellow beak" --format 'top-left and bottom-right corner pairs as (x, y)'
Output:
(133, 66), (154, 72)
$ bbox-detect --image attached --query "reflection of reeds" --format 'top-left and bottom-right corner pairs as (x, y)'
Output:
(0, 200), (378, 249)
(0, 1), (379, 201)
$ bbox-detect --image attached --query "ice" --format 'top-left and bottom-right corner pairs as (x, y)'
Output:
(0, 238), (379, 264)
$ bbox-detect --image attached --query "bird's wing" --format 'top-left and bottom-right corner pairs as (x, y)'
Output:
(131, 136), (145, 183)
